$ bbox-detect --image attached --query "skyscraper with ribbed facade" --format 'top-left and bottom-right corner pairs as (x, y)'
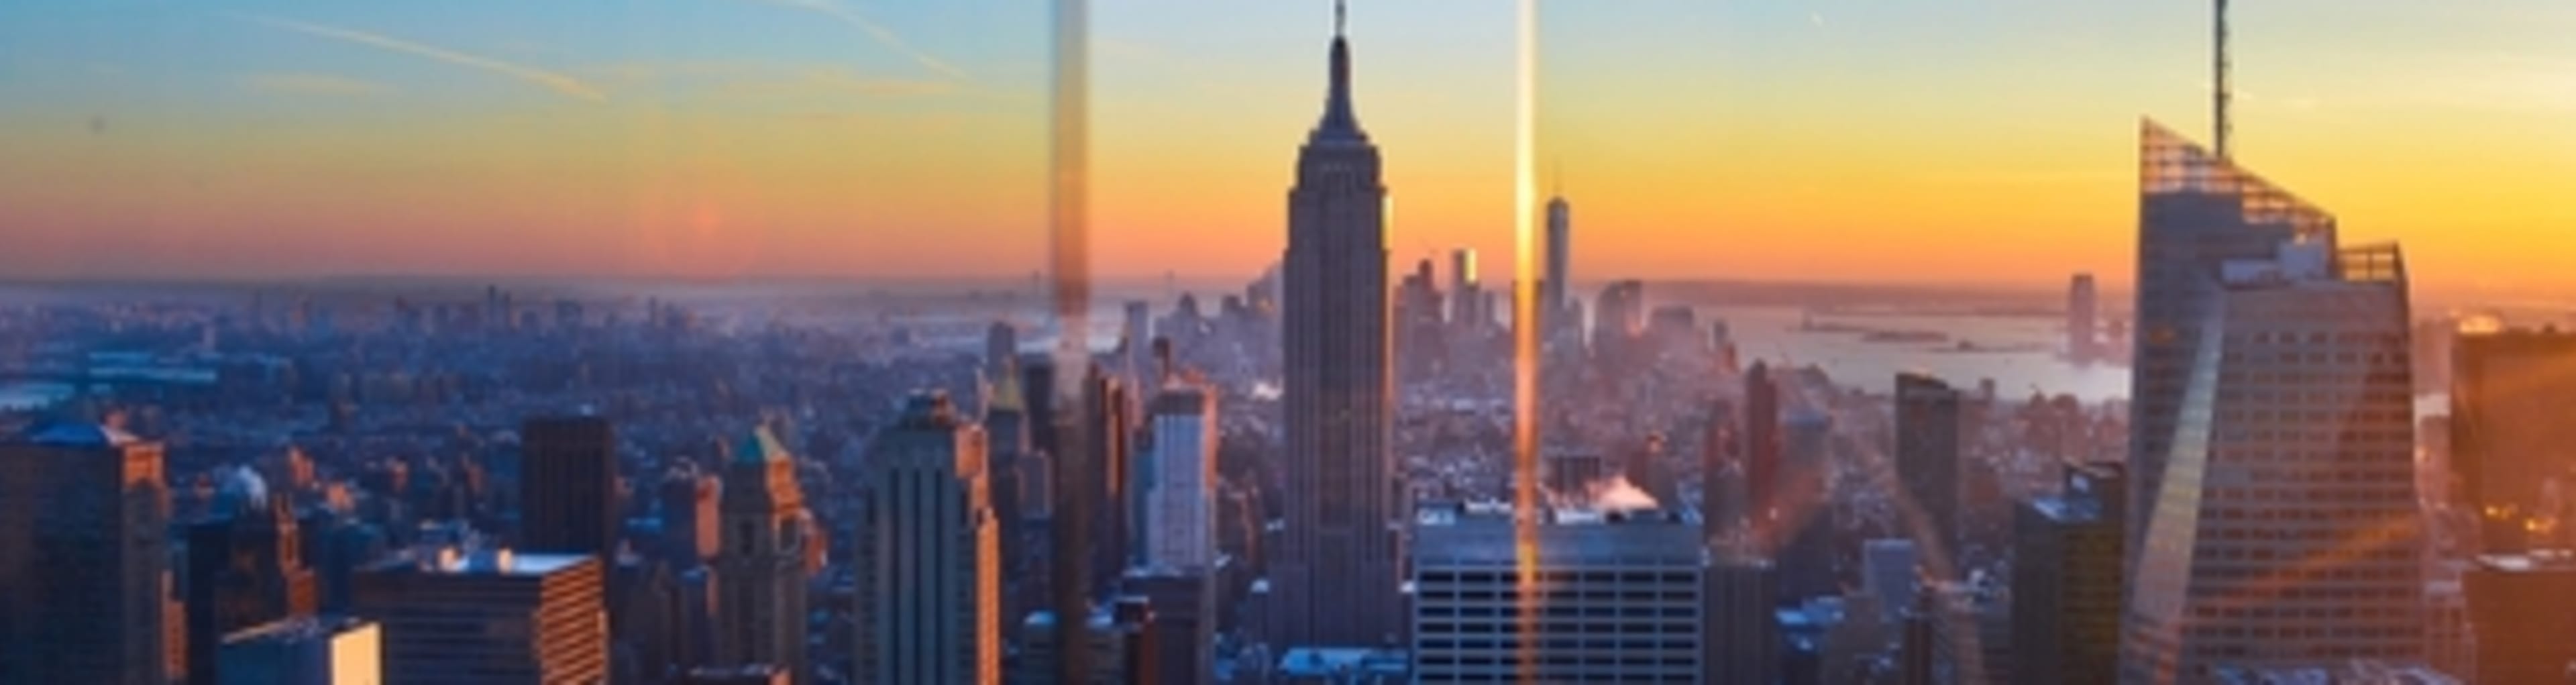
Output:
(855, 392), (1001, 685)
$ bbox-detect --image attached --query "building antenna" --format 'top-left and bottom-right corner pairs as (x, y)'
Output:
(1335, 0), (1346, 38)
(2214, 0), (2232, 160)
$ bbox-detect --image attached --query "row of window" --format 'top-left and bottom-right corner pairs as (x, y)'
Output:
(1417, 622), (1699, 635)
(1418, 604), (1699, 619)
(1418, 638), (1699, 652)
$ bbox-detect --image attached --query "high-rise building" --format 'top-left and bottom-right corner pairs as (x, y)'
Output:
(656, 466), (719, 566)
(1709, 547), (1784, 685)
(1411, 502), (1705, 683)
(1127, 568), (1215, 685)
(2068, 273), (2100, 362)
(519, 415), (617, 560)
(1144, 384), (1218, 570)
(188, 467), (321, 685)
(855, 392), (1001, 685)
(215, 616), (382, 685)
(1449, 248), (1481, 327)
(0, 422), (174, 685)
(1895, 372), (1962, 567)
(1745, 362), (1782, 520)
(1397, 258), (1446, 382)
(1545, 192), (1572, 335)
(986, 320), (1019, 382)
(1778, 408), (1839, 604)
(716, 427), (814, 681)
(1124, 301), (1154, 386)
(354, 548), (605, 685)
(2449, 328), (2576, 552)
(2463, 551), (2576, 684)
(2125, 119), (2337, 555)
(1591, 279), (1645, 356)
(2123, 133), (2422, 678)
(1275, 0), (1401, 649)
(1701, 399), (1743, 531)
(2012, 462), (2124, 685)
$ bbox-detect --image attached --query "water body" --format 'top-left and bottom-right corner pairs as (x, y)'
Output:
(1711, 305), (2130, 403)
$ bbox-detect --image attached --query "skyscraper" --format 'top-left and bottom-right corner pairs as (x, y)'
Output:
(1448, 247), (1481, 327)
(1144, 383), (1218, 571)
(2449, 328), (2576, 552)
(1545, 191), (1572, 333)
(2125, 119), (2336, 554)
(716, 427), (813, 680)
(1744, 362), (1782, 521)
(1895, 372), (1962, 566)
(187, 468), (320, 685)
(2069, 272), (2100, 362)
(0, 422), (173, 685)
(1591, 279), (1644, 356)
(2123, 129), (2422, 678)
(1275, 0), (1401, 648)
(855, 392), (1002, 685)
(2012, 462), (2124, 685)
(519, 415), (617, 560)
(2463, 551), (2576, 684)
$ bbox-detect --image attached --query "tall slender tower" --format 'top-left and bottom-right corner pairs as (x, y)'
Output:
(716, 426), (813, 680)
(1275, 0), (1401, 647)
(1544, 194), (1571, 331)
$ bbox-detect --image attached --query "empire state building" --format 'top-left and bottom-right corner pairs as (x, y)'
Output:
(1273, 0), (1401, 647)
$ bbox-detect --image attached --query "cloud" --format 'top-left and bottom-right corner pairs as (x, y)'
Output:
(733, 0), (969, 81)
(728, 66), (959, 98)
(244, 72), (397, 97)
(241, 15), (606, 102)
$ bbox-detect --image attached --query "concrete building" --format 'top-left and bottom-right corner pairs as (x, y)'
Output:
(0, 422), (174, 685)
(2011, 462), (2125, 685)
(1410, 501), (1705, 683)
(188, 467), (321, 685)
(1127, 568), (1214, 685)
(352, 548), (605, 685)
(2463, 551), (2576, 684)
(855, 392), (1001, 685)
(1591, 280), (1646, 358)
(216, 616), (382, 685)
(716, 425), (814, 680)
(2122, 146), (2424, 679)
(1275, 0), (1402, 647)
(518, 415), (617, 560)
(1862, 539), (1922, 625)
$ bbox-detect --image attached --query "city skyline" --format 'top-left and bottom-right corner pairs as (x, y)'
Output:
(1, 2), (2568, 298)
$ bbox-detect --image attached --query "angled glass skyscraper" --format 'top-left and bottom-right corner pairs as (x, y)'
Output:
(1273, 0), (1401, 647)
(2121, 121), (2423, 681)
(2125, 119), (2337, 552)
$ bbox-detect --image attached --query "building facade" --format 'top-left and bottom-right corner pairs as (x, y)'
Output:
(1275, 1), (1402, 648)
(855, 392), (1001, 685)
(716, 426), (814, 680)
(353, 549), (606, 685)
(1144, 384), (1218, 570)
(0, 423), (173, 685)
(1895, 372), (1962, 566)
(518, 415), (617, 560)
(2449, 328), (2576, 552)
(1411, 503), (1705, 684)
(215, 617), (382, 685)
(2011, 462), (2125, 685)
(2122, 137), (2424, 678)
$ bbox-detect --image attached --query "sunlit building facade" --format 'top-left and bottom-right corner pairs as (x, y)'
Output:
(855, 392), (1002, 685)
(2122, 124), (2423, 681)
(1410, 503), (1705, 684)
(2449, 328), (2576, 552)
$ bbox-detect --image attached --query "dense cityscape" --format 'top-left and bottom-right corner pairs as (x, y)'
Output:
(4, 2), (2573, 685)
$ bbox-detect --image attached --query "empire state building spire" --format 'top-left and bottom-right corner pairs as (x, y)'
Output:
(1313, 0), (1365, 142)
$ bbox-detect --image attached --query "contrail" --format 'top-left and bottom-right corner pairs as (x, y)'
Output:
(243, 15), (606, 102)
(740, 0), (970, 81)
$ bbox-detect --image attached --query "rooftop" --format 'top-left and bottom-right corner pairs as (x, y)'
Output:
(2477, 549), (2576, 574)
(374, 547), (591, 577)
(1276, 647), (1408, 677)
(20, 421), (142, 448)
(220, 615), (377, 646)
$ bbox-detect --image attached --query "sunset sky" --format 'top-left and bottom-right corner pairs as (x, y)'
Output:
(3, 1), (2570, 298)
